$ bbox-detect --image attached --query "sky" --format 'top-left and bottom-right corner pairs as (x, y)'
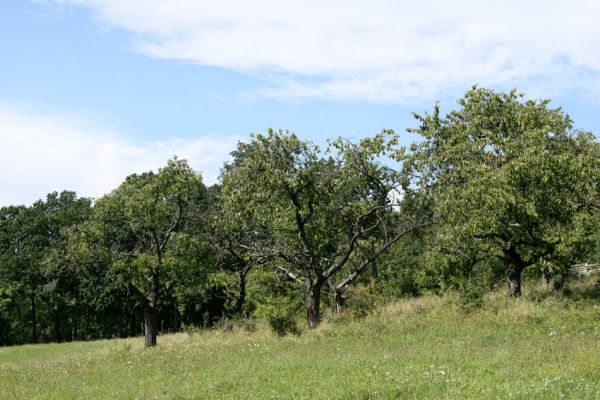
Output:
(1, 0), (599, 206)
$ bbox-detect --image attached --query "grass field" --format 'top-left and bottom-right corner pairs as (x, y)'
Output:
(2, 281), (600, 399)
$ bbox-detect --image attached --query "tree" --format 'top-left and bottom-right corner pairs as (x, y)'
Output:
(8, 202), (48, 343)
(0, 192), (93, 344)
(220, 130), (427, 328)
(38, 191), (93, 342)
(405, 87), (599, 296)
(92, 158), (205, 346)
(0, 205), (26, 344)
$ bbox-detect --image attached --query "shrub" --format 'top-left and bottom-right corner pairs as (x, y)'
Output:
(344, 285), (384, 318)
(258, 304), (300, 336)
(456, 278), (487, 311)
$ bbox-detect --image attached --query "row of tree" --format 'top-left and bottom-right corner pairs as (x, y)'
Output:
(1, 87), (598, 346)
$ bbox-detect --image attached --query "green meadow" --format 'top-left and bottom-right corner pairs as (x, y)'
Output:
(2, 281), (600, 400)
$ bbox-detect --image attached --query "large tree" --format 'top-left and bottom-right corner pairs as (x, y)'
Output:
(220, 130), (427, 328)
(92, 158), (205, 346)
(406, 87), (599, 296)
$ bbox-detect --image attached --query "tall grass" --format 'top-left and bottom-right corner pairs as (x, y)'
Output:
(2, 278), (600, 399)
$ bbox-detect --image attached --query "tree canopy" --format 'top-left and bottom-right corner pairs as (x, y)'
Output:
(0, 87), (597, 345)
(405, 87), (599, 296)
(220, 129), (429, 327)
(91, 158), (205, 346)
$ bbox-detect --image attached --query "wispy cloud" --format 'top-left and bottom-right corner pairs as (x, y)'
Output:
(45, 0), (600, 102)
(0, 102), (237, 206)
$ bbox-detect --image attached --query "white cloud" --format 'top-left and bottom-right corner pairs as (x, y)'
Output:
(45, 0), (600, 102)
(0, 103), (237, 206)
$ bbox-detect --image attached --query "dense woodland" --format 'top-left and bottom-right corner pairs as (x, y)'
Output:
(1, 87), (599, 347)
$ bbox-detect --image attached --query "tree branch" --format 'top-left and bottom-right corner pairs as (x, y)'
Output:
(335, 220), (431, 291)
(275, 266), (304, 285)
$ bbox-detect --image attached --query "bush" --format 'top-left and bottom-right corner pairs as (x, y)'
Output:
(456, 278), (487, 311)
(344, 285), (384, 318)
(248, 270), (304, 336)
(258, 304), (299, 336)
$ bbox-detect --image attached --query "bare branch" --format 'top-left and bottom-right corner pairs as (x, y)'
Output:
(276, 266), (304, 286)
(335, 220), (432, 291)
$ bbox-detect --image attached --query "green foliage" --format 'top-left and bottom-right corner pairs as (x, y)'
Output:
(405, 86), (599, 295)
(0, 87), (597, 345)
(248, 268), (303, 335)
(374, 231), (428, 298)
(257, 302), (300, 337)
(342, 285), (383, 318)
(220, 129), (422, 327)
(455, 277), (488, 311)
(90, 158), (207, 345)
(571, 211), (600, 265)
(0, 192), (95, 344)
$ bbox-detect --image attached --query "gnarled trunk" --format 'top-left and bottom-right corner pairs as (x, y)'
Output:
(307, 283), (322, 329)
(143, 306), (158, 347)
(504, 242), (527, 297)
(507, 265), (523, 297)
(335, 290), (345, 315)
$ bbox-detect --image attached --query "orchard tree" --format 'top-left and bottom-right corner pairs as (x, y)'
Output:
(220, 130), (428, 328)
(406, 87), (599, 296)
(92, 158), (205, 346)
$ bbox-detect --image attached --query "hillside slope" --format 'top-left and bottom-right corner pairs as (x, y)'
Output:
(2, 284), (600, 399)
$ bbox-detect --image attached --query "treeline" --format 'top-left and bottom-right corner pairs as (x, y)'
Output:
(1, 87), (599, 347)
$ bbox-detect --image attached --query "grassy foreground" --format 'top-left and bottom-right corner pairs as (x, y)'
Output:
(2, 284), (600, 399)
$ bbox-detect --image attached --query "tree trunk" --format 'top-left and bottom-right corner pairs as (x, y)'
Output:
(30, 293), (37, 343)
(370, 253), (378, 280)
(143, 271), (160, 346)
(504, 242), (527, 298)
(233, 271), (247, 315)
(307, 283), (322, 329)
(507, 265), (523, 297)
(335, 290), (345, 315)
(143, 306), (158, 347)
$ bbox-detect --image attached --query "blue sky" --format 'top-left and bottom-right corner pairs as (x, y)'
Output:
(1, 0), (599, 205)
